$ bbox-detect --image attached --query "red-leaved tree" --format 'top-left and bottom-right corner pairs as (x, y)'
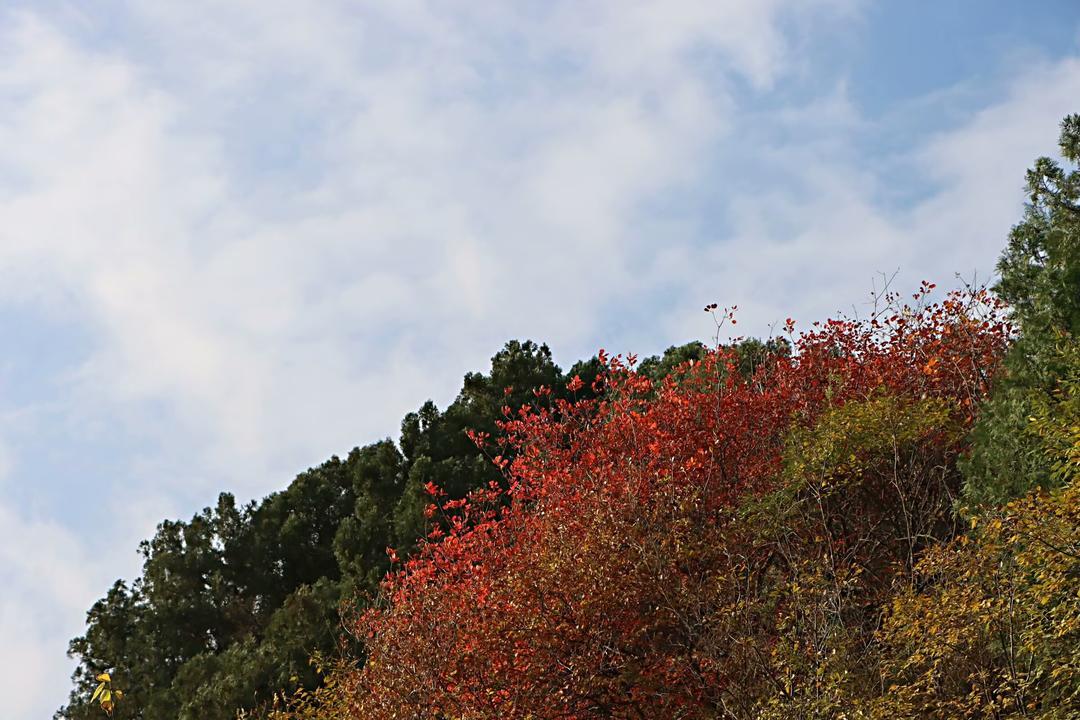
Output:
(291, 287), (1009, 720)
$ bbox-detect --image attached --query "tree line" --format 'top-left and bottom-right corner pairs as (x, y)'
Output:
(63, 115), (1080, 719)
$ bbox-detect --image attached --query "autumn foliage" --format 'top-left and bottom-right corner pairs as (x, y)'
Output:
(271, 287), (1034, 719)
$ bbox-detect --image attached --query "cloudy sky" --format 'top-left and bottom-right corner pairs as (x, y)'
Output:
(1, 2), (1078, 717)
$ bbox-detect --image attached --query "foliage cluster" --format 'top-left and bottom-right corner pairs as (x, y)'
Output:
(279, 286), (1011, 719)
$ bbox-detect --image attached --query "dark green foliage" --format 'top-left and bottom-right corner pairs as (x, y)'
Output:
(59, 340), (608, 720)
(638, 341), (707, 383)
(638, 338), (790, 388)
(997, 114), (1080, 336)
(963, 114), (1080, 506)
(390, 340), (567, 551)
(730, 337), (792, 381)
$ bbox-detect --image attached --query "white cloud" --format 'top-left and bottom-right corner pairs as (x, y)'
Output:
(660, 56), (1080, 344)
(1, 1), (860, 494)
(910, 57), (1080, 275)
(0, 501), (112, 720)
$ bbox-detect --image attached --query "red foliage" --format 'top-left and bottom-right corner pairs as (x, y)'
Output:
(345, 289), (1009, 719)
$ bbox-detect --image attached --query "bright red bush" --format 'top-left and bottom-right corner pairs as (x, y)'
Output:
(327, 288), (1008, 719)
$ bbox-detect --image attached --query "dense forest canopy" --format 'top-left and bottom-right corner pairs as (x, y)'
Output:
(64, 115), (1080, 719)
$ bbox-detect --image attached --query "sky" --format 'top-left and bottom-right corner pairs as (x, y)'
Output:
(0, 2), (1078, 718)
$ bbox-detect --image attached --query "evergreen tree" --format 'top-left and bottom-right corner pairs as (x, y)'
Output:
(963, 114), (1080, 505)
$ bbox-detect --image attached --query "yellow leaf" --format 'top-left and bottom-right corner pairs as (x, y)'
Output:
(96, 672), (111, 683)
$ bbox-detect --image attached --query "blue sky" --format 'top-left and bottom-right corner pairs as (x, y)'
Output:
(0, 2), (1078, 718)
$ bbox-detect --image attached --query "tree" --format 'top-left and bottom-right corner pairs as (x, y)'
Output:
(871, 351), (1080, 718)
(963, 114), (1080, 506)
